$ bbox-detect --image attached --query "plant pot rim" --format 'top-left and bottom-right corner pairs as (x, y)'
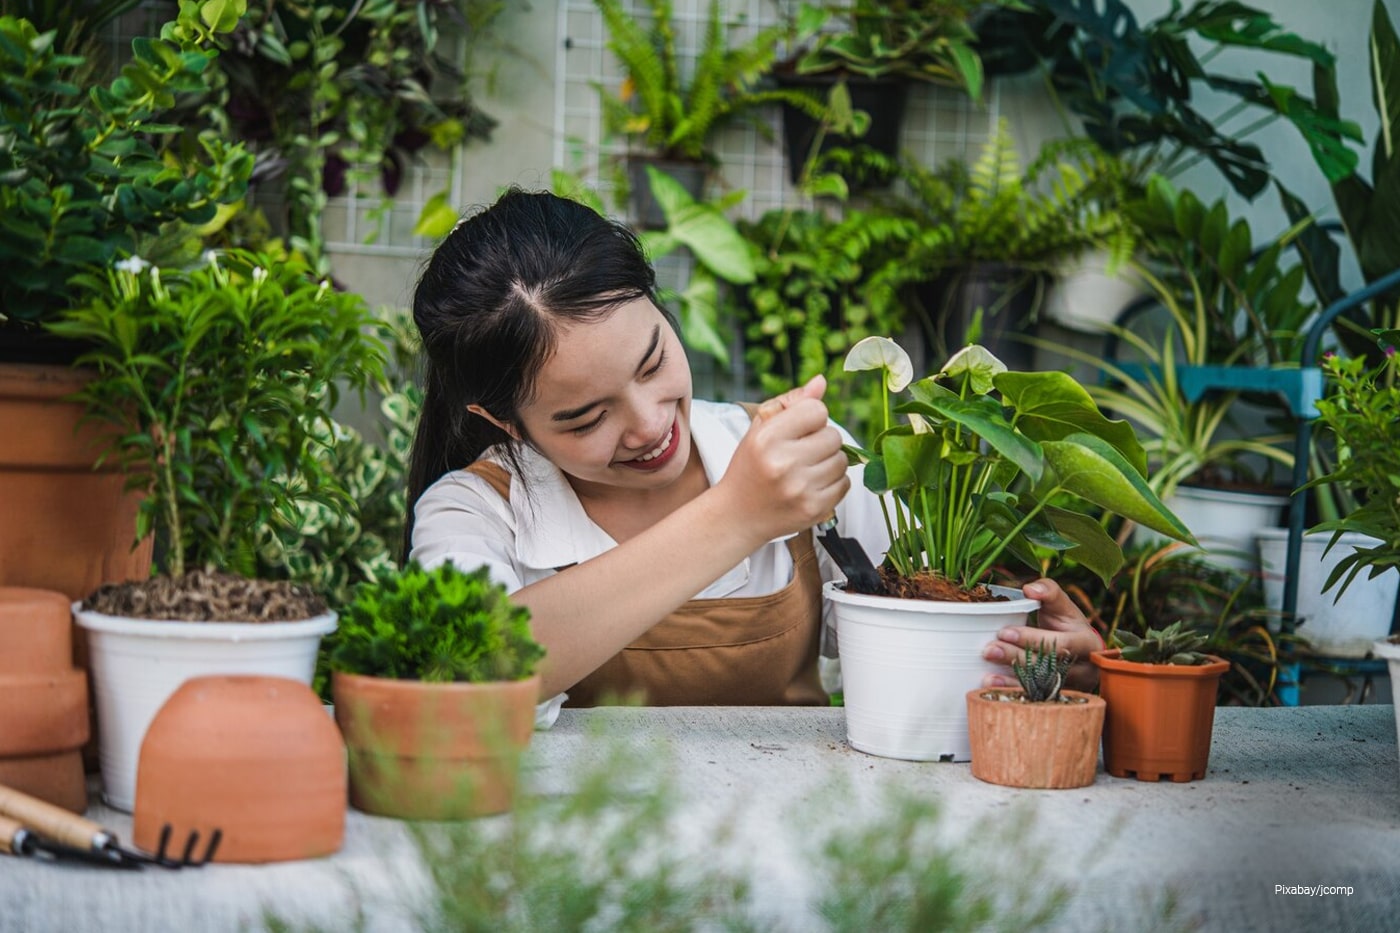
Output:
(822, 580), (1039, 615)
(1090, 647), (1230, 677)
(1370, 637), (1400, 660)
(1172, 485), (1290, 507)
(71, 605), (338, 640)
(1253, 527), (1382, 546)
(966, 686), (1103, 706)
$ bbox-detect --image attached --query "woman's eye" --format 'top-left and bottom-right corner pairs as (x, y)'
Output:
(571, 414), (604, 435)
(643, 349), (667, 379)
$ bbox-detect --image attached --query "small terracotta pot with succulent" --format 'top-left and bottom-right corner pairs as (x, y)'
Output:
(967, 641), (1106, 789)
(1091, 622), (1230, 783)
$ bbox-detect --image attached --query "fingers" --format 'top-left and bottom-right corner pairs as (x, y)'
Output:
(753, 374), (828, 422)
(980, 577), (1104, 691)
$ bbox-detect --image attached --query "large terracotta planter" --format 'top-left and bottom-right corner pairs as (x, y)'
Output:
(966, 687), (1105, 789)
(72, 606), (338, 811)
(0, 587), (89, 812)
(0, 364), (152, 602)
(1091, 648), (1230, 782)
(824, 582), (1040, 762)
(333, 671), (540, 820)
(133, 675), (346, 863)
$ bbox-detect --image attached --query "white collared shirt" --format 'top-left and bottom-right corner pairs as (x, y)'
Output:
(410, 399), (889, 724)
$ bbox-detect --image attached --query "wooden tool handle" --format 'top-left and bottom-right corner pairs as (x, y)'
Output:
(0, 784), (104, 851)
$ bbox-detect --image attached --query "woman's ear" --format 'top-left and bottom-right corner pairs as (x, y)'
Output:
(467, 404), (521, 441)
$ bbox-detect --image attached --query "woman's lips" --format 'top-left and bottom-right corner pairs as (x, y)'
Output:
(618, 420), (679, 471)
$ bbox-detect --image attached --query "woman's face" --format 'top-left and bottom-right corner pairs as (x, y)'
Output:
(513, 297), (694, 496)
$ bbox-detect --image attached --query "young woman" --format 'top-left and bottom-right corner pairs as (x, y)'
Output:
(405, 188), (1101, 723)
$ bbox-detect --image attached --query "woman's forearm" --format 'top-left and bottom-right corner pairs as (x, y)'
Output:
(512, 484), (771, 697)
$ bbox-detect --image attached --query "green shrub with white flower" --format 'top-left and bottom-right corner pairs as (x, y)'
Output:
(49, 249), (388, 579)
(842, 337), (1195, 590)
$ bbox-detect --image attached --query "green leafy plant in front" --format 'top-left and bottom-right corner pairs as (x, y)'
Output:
(47, 248), (387, 579)
(1300, 333), (1400, 598)
(0, 6), (252, 342)
(842, 337), (1194, 593)
(594, 0), (821, 163)
(328, 561), (544, 683)
(1012, 641), (1071, 702)
(1112, 620), (1215, 666)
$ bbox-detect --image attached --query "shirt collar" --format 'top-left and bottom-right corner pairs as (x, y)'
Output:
(505, 400), (744, 571)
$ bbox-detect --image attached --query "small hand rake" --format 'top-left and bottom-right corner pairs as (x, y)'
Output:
(0, 782), (220, 869)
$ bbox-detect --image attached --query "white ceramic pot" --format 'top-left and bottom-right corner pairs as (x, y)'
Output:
(1134, 485), (1290, 573)
(1371, 636), (1400, 773)
(1042, 249), (1149, 334)
(1255, 529), (1400, 657)
(72, 607), (337, 812)
(824, 582), (1038, 762)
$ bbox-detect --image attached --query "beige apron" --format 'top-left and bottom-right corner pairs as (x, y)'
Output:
(465, 440), (826, 707)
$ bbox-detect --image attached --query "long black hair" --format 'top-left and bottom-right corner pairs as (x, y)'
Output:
(404, 188), (664, 561)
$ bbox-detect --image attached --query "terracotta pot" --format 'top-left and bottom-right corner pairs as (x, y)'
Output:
(1090, 648), (1230, 782)
(966, 687), (1105, 789)
(133, 675), (346, 863)
(0, 587), (88, 812)
(333, 671), (540, 820)
(0, 364), (153, 602)
(0, 364), (154, 775)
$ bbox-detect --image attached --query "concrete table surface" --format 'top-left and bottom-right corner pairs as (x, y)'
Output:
(2, 705), (1397, 933)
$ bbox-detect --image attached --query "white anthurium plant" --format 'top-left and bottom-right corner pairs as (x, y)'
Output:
(843, 338), (1197, 591)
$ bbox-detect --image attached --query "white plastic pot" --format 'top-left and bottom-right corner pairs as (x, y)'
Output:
(824, 582), (1038, 762)
(1255, 529), (1400, 658)
(73, 607), (337, 812)
(1370, 637), (1400, 771)
(1134, 485), (1290, 573)
(1042, 249), (1149, 334)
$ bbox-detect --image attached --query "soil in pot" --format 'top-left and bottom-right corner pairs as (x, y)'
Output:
(874, 568), (1010, 603)
(966, 687), (1105, 789)
(83, 569), (326, 622)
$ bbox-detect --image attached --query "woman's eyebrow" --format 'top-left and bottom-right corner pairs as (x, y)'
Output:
(549, 324), (661, 423)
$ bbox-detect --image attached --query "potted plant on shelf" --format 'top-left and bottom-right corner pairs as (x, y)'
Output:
(0, 6), (251, 604)
(592, 0), (819, 227)
(966, 640), (1105, 789)
(327, 560), (545, 820)
(886, 119), (1136, 370)
(1037, 176), (1311, 573)
(772, 0), (996, 187)
(44, 247), (387, 812)
(1299, 332), (1400, 680)
(1091, 621), (1231, 783)
(831, 337), (1193, 762)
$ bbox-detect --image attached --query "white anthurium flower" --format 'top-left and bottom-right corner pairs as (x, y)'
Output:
(114, 256), (150, 275)
(940, 345), (1006, 395)
(252, 266), (269, 284)
(844, 336), (914, 392)
(907, 412), (932, 434)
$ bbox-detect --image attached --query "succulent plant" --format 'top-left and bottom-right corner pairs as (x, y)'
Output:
(1012, 640), (1071, 702)
(1112, 621), (1214, 666)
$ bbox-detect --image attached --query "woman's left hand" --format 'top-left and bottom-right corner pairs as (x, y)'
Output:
(980, 578), (1103, 692)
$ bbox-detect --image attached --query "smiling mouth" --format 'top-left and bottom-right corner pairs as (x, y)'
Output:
(632, 425), (675, 463)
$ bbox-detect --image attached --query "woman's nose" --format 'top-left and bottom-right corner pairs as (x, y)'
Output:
(618, 400), (670, 450)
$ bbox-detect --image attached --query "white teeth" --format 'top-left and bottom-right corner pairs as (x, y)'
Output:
(636, 427), (674, 462)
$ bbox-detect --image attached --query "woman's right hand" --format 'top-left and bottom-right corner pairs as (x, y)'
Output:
(720, 375), (851, 541)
